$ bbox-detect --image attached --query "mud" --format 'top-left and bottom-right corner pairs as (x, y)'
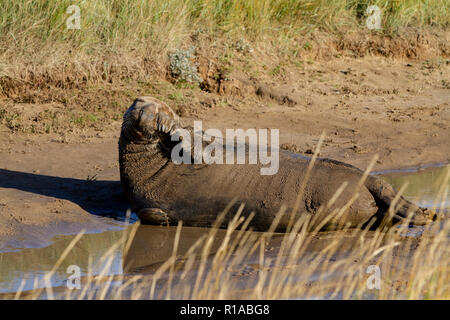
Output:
(0, 56), (449, 251)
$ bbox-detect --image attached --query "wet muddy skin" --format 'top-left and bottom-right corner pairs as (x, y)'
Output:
(0, 165), (448, 297)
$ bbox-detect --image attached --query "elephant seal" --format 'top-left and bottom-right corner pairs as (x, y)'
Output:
(119, 96), (432, 231)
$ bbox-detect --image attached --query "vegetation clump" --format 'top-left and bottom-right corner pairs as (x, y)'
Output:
(168, 48), (202, 84)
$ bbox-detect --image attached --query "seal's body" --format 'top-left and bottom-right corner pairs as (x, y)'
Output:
(119, 96), (431, 231)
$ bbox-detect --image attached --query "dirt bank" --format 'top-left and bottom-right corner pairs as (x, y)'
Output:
(0, 55), (449, 250)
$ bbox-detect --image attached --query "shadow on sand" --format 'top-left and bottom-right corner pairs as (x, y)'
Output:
(0, 169), (130, 221)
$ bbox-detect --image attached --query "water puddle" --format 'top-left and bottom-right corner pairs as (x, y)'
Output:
(0, 229), (125, 293)
(379, 164), (449, 210)
(0, 165), (448, 297)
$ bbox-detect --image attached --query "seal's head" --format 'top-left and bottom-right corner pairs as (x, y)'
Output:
(121, 96), (180, 145)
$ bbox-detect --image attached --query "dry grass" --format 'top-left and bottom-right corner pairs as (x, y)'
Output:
(0, 1), (448, 135)
(10, 193), (449, 300)
(6, 150), (449, 300)
(0, 0), (448, 94)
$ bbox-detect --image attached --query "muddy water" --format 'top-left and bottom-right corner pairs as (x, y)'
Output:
(0, 230), (125, 293)
(379, 164), (449, 210)
(0, 165), (448, 296)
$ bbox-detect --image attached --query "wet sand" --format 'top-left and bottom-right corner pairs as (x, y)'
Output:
(0, 57), (448, 289)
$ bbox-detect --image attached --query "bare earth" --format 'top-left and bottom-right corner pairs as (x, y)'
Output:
(0, 56), (449, 249)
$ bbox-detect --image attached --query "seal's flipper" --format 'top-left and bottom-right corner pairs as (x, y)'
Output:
(137, 208), (171, 226)
(365, 176), (433, 226)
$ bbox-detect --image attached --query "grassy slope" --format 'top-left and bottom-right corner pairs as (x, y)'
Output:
(0, 0), (449, 133)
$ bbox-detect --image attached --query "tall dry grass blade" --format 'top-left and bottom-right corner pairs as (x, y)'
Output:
(288, 132), (325, 231)
(33, 229), (86, 300)
(166, 220), (183, 300)
(149, 256), (176, 299)
(13, 273), (28, 300)
(78, 254), (93, 300)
